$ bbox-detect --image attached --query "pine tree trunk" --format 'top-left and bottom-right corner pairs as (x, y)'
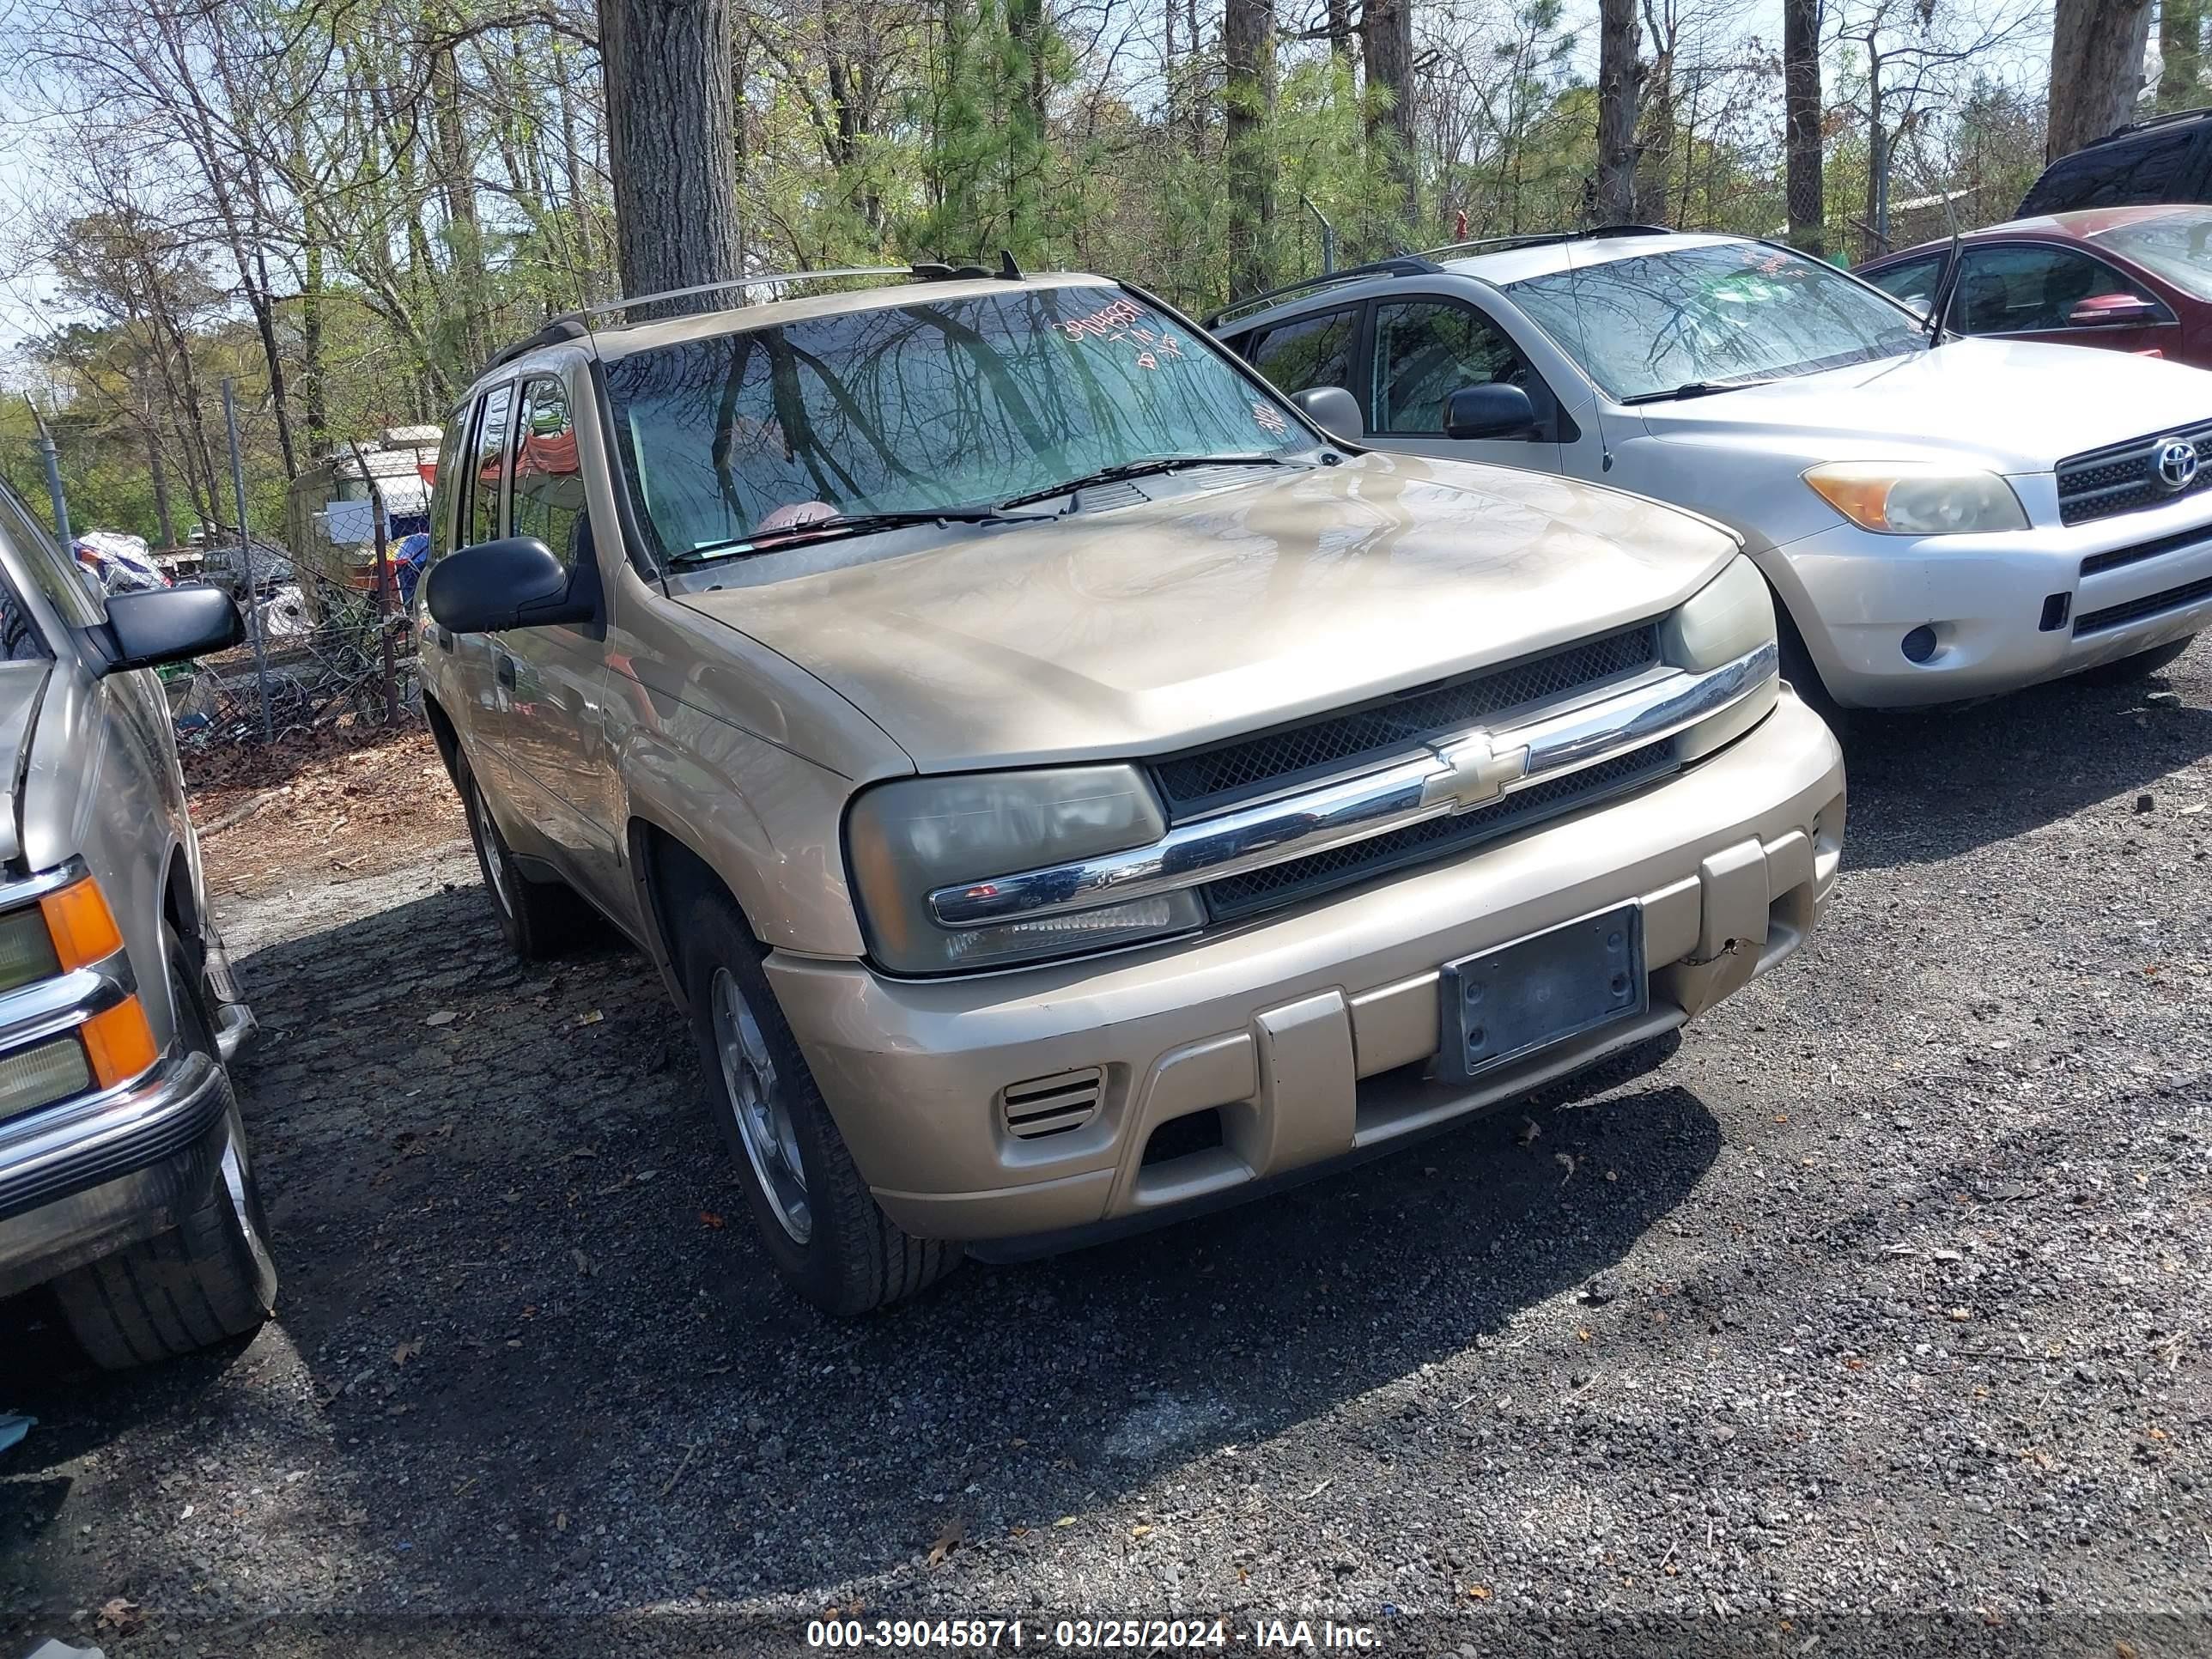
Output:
(1595, 0), (1640, 223)
(1361, 0), (1418, 233)
(2160, 0), (2205, 109)
(1784, 0), (1824, 254)
(1224, 0), (1277, 299)
(2049, 0), (2153, 161)
(598, 0), (744, 305)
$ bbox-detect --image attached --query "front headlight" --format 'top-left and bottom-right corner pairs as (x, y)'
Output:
(846, 766), (1202, 974)
(1802, 462), (2029, 535)
(1664, 555), (1779, 761)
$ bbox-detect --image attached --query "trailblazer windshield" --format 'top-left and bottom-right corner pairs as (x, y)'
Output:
(1507, 242), (1927, 402)
(603, 284), (1304, 562)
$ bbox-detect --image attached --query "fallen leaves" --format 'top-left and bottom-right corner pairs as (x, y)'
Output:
(392, 1339), (422, 1367)
(424, 1010), (458, 1027)
(1516, 1116), (1542, 1147)
(94, 1598), (142, 1635)
(927, 1517), (966, 1567)
(699, 1211), (726, 1230)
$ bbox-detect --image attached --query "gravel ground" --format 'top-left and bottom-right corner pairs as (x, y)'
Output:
(6, 649), (2212, 1657)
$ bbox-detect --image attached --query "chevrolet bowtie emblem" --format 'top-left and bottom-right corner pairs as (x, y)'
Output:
(1420, 733), (1530, 811)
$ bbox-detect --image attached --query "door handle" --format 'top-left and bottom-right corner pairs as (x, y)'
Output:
(495, 652), (516, 690)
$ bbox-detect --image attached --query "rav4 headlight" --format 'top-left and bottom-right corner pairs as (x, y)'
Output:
(846, 766), (1202, 975)
(1803, 462), (2029, 536)
(1663, 554), (1779, 761)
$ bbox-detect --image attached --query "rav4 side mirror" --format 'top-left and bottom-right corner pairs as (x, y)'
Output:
(425, 537), (592, 634)
(1443, 383), (1540, 441)
(2067, 294), (2165, 328)
(1290, 386), (1364, 441)
(100, 583), (241, 672)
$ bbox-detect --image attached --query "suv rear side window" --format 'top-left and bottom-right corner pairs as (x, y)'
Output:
(1371, 300), (1528, 433)
(1244, 307), (1359, 395)
(465, 383), (514, 547)
(2022, 126), (2206, 214)
(510, 375), (587, 570)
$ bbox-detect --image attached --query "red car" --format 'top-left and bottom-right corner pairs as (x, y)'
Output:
(1856, 204), (2212, 368)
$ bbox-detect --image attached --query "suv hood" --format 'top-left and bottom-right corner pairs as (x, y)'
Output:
(1639, 337), (2212, 473)
(675, 455), (1736, 773)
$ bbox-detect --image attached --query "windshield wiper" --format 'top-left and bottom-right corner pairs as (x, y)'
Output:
(1620, 378), (1775, 405)
(670, 505), (1054, 562)
(997, 453), (1289, 510)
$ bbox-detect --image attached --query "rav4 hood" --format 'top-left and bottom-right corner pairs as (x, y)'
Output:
(673, 454), (1737, 774)
(1640, 337), (2212, 473)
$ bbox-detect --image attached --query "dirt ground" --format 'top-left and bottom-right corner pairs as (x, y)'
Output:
(6, 653), (2212, 1657)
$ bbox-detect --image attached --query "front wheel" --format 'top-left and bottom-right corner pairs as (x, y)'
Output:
(50, 927), (277, 1369)
(677, 888), (960, 1314)
(2077, 634), (2196, 687)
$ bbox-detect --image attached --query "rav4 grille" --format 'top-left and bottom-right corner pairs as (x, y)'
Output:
(2057, 420), (2212, 526)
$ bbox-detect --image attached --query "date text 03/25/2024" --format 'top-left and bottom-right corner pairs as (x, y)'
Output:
(804, 1617), (1382, 1650)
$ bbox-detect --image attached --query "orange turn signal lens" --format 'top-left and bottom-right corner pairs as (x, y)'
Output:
(40, 878), (124, 973)
(80, 995), (160, 1091)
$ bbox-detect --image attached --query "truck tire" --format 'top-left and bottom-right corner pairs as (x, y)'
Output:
(51, 927), (278, 1369)
(457, 752), (590, 960)
(677, 888), (961, 1314)
(2078, 634), (2195, 687)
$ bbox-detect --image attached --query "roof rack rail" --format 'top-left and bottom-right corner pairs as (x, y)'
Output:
(1420, 222), (1675, 262)
(1201, 256), (1443, 330)
(482, 258), (1030, 372)
(2094, 105), (2212, 143)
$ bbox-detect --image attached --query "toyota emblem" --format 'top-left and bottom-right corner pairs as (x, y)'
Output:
(2154, 437), (2200, 492)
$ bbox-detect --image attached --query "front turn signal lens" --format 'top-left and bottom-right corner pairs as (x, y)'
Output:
(81, 995), (159, 1090)
(40, 878), (125, 972)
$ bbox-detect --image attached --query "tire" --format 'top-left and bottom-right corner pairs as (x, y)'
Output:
(2077, 634), (2196, 687)
(676, 887), (960, 1314)
(51, 927), (278, 1370)
(456, 750), (591, 960)
(1774, 601), (1853, 740)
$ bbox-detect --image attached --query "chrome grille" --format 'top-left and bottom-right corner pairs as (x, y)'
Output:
(1202, 742), (1678, 921)
(2057, 420), (2212, 526)
(1152, 625), (1661, 818)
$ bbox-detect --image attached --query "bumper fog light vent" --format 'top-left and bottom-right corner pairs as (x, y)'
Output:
(1000, 1067), (1104, 1139)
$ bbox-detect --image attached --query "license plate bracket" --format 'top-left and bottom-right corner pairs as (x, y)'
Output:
(1437, 905), (1645, 1081)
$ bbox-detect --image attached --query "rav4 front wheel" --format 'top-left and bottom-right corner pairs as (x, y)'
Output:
(677, 889), (960, 1314)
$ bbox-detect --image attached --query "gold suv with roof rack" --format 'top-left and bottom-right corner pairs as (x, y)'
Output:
(416, 263), (1846, 1314)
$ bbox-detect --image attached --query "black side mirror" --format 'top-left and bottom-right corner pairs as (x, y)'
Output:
(1443, 383), (1540, 441)
(1290, 386), (1364, 441)
(100, 584), (241, 672)
(424, 538), (592, 634)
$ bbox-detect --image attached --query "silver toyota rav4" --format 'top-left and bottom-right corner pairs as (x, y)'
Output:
(0, 483), (276, 1368)
(419, 265), (1844, 1315)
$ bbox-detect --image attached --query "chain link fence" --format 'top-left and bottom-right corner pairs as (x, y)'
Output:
(161, 555), (419, 750)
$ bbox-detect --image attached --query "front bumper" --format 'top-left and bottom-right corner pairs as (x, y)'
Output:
(0, 1048), (232, 1299)
(1775, 493), (2212, 708)
(769, 691), (1845, 1243)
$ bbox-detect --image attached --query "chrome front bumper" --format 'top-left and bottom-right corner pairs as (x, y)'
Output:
(0, 1048), (233, 1298)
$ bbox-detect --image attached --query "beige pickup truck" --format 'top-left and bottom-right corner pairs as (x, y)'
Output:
(415, 266), (1845, 1313)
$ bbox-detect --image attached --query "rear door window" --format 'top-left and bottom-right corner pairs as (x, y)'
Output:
(1370, 300), (1528, 434)
(2022, 126), (2208, 213)
(1949, 245), (2160, 334)
(1244, 307), (1361, 395)
(465, 383), (515, 547)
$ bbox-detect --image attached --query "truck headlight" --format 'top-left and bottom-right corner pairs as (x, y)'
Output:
(846, 766), (1202, 974)
(1802, 462), (2028, 535)
(1664, 555), (1779, 761)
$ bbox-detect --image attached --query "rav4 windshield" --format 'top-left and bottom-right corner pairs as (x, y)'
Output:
(1506, 242), (1927, 403)
(603, 284), (1305, 561)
